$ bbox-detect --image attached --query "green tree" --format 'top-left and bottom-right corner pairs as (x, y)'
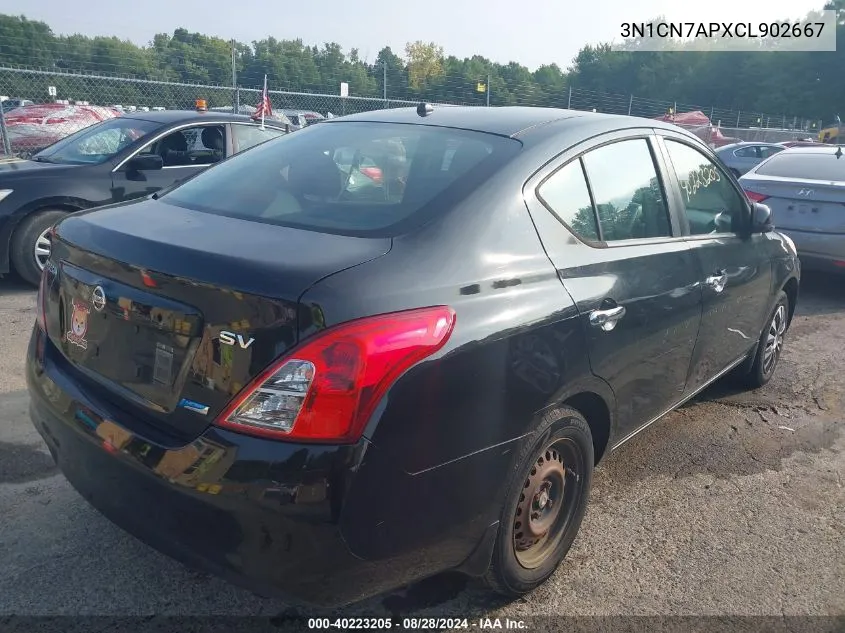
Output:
(404, 41), (444, 91)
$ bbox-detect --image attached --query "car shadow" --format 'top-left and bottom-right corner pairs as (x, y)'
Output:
(794, 270), (845, 317)
(0, 274), (34, 297)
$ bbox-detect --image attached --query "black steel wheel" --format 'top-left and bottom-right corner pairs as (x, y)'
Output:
(484, 406), (594, 597)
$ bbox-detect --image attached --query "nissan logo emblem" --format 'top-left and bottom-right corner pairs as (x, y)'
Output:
(91, 286), (106, 312)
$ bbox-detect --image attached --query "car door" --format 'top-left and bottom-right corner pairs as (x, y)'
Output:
(655, 133), (773, 393)
(523, 131), (703, 443)
(111, 123), (227, 203)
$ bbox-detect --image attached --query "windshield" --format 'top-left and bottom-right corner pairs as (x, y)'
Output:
(163, 121), (521, 237)
(755, 151), (845, 182)
(32, 117), (160, 165)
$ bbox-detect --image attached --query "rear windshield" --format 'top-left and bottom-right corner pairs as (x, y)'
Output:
(163, 121), (521, 236)
(755, 151), (845, 182)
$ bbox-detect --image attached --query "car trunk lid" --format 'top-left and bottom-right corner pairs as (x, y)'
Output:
(46, 198), (391, 441)
(741, 175), (845, 234)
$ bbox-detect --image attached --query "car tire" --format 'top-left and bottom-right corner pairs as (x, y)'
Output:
(742, 291), (790, 389)
(10, 209), (66, 286)
(483, 406), (594, 597)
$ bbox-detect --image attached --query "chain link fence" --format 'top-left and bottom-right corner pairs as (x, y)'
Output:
(0, 65), (824, 159)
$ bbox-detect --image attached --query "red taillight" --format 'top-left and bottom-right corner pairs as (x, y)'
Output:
(359, 166), (383, 183)
(214, 306), (456, 443)
(745, 190), (769, 203)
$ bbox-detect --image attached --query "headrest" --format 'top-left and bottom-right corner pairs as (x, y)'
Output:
(287, 151), (343, 198)
(201, 126), (224, 150)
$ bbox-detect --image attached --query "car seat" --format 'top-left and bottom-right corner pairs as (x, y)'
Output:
(158, 132), (190, 166)
(199, 127), (225, 164)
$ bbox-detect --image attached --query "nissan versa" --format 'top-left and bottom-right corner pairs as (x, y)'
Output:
(26, 106), (800, 606)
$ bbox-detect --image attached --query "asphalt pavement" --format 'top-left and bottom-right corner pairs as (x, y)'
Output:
(1, 272), (843, 621)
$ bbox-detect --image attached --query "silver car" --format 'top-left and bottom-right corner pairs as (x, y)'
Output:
(715, 142), (786, 177)
(739, 146), (845, 273)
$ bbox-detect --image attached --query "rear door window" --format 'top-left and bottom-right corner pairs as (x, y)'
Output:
(581, 138), (672, 241)
(755, 152), (845, 181)
(231, 124), (286, 153)
(163, 121), (520, 236)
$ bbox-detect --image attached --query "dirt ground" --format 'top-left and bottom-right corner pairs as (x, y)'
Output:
(0, 271), (842, 628)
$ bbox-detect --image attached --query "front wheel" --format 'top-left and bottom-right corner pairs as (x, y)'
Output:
(10, 209), (66, 286)
(743, 291), (790, 389)
(484, 406), (594, 597)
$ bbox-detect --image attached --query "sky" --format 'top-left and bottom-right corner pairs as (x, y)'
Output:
(2, 0), (828, 70)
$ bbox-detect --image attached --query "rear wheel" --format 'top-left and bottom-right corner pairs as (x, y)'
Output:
(10, 209), (66, 286)
(742, 291), (790, 389)
(484, 406), (593, 597)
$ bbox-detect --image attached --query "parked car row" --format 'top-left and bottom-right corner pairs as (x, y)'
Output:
(1, 103), (122, 158)
(0, 108), (289, 284)
(1, 100), (327, 158)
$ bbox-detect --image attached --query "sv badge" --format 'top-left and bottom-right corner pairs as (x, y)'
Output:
(219, 330), (255, 349)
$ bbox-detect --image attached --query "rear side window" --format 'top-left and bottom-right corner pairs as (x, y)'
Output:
(755, 152), (845, 181)
(164, 121), (520, 236)
(733, 146), (758, 158)
(759, 145), (783, 159)
(537, 160), (599, 242)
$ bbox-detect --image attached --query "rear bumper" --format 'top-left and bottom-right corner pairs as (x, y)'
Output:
(781, 228), (845, 273)
(26, 328), (492, 606)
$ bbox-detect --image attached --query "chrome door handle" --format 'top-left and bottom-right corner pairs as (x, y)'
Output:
(589, 305), (626, 332)
(705, 271), (728, 293)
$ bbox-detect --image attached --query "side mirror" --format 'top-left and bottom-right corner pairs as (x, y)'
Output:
(126, 154), (163, 172)
(751, 202), (774, 233)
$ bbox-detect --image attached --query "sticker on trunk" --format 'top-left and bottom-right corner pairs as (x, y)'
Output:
(66, 299), (90, 350)
(153, 343), (175, 385)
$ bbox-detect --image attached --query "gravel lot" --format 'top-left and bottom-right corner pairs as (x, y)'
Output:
(1, 272), (843, 623)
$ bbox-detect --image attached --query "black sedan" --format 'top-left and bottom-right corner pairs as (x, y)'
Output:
(0, 109), (288, 285)
(26, 105), (799, 606)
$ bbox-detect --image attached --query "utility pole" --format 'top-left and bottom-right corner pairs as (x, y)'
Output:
(231, 39), (238, 113)
(627, 94), (633, 116)
(567, 85), (572, 109)
(383, 61), (388, 104)
(486, 73), (491, 107)
(0, 106), (10, 156)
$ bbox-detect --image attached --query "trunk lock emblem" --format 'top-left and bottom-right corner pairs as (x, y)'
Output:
(92, 286), (106, 312)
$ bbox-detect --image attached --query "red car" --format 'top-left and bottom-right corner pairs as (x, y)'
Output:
(3, 103), (121, 157)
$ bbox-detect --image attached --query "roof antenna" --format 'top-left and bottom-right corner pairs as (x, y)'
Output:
(836, 146), (843, 159)
(417, 102), (433, 117)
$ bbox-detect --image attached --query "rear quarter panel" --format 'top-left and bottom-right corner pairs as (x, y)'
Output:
(297, 160), (614, 564)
